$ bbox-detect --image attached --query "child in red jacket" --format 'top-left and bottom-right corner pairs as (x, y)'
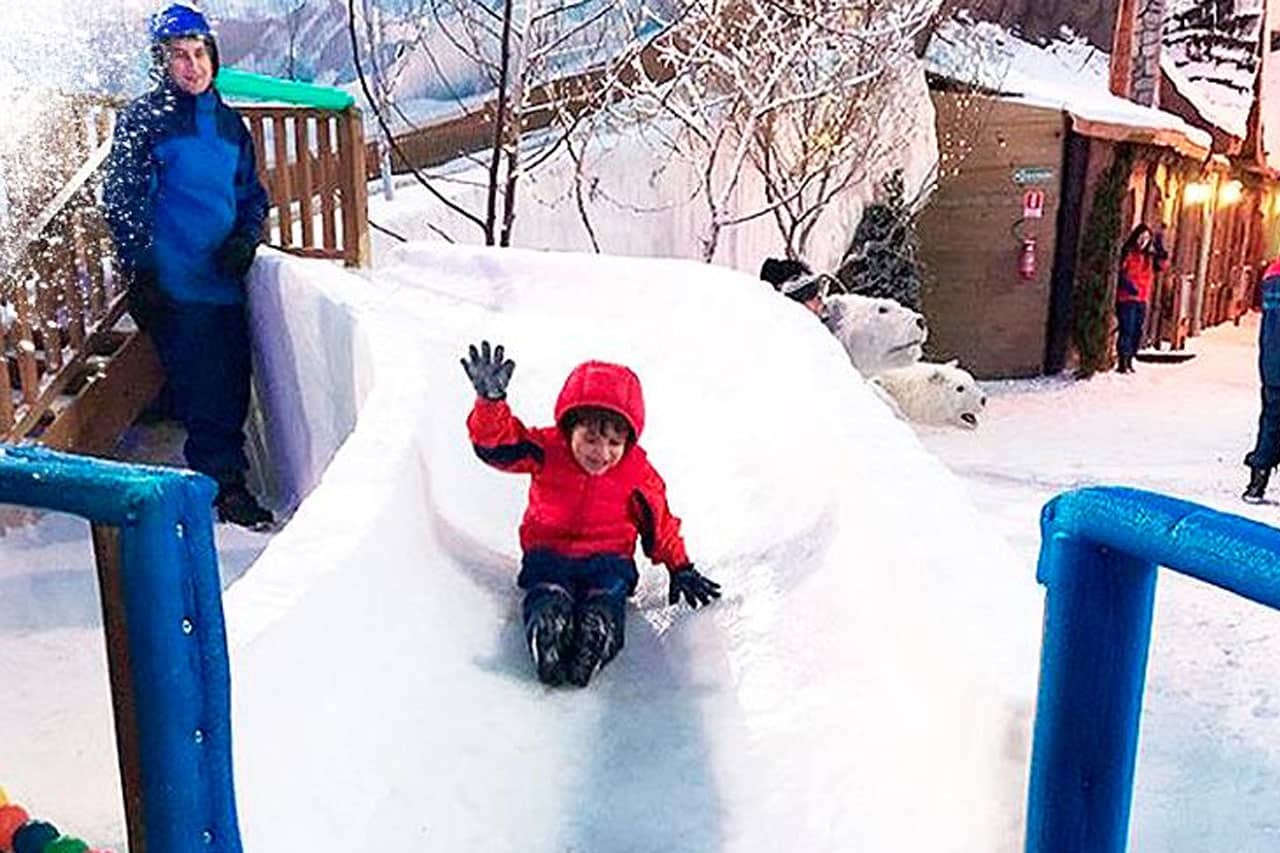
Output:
(462, 341), (721, 687)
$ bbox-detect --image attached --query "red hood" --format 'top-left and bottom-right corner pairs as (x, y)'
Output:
(554, 361), (645, 438)
(1265, 257), (1280, 280)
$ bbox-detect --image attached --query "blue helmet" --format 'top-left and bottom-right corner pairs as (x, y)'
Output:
(149, 4), (213, 43)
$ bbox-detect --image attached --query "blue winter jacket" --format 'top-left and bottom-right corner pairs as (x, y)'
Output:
(1260, 260), (1280, 385)
(103, 83), (268, 305)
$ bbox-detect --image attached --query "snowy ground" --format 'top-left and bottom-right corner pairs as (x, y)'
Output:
(3, 252), (1279, 851)
(919, 316), (1280, 852)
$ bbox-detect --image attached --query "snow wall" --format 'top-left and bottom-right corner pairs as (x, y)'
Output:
(225, 245), (1042, 851)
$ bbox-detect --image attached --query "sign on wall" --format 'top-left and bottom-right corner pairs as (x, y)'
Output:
(1023, 189), (1046, 219)
(1013, 166), (1056, 186)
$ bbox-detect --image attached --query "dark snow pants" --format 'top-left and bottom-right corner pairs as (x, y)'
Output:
(518, 550), (638, 667)
(1247, 281), (1280, 469)
(1246, 385), (1280, 470)
(148, 299), (252, 486)
(1115, 301), (1146, 360)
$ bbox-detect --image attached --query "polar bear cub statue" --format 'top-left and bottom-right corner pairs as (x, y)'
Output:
(823, 293), (928, 377)
(870, 360), (987, 430)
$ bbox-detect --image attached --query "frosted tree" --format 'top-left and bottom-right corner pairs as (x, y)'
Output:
(576, 0), (939, 261)
(348, 0), (637, 245)
(284, 0), (311, 80)
(1165, 0), (1263, 95)
(837, 169), (925, 309)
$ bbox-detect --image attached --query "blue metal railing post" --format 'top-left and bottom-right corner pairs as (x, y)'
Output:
(1026, 486), (1280, 853)
(1027, 527), (1157, 852)
(0, 445), (241, 853)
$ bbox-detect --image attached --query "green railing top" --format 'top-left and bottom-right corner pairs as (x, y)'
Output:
(215, 67), (356, 111)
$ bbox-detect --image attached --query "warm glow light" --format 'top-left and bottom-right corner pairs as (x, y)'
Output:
(1218, 179), (1244, 206)
(1183, 182), (1213, 205)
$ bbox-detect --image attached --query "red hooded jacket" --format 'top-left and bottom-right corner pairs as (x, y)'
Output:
(466, 361), (690, 572)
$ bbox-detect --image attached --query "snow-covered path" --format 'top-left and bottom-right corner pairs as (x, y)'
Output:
(920, 317), (1280, 852)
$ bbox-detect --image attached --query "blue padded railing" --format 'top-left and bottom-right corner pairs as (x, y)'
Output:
(0, 445), (241, 853)
(1027, 486), (1280, 853)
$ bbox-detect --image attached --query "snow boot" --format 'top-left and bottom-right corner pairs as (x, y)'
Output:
(215, 481), (274, 530)
(566, 604), (620, 688)
(526, 590), (574, 686)
(1243, 467), (1271, 504)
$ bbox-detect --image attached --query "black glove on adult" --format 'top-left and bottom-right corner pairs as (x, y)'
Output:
(668, 565), (722, 609)
(461, 340), (516, 401)
(215, 234), (259, 280)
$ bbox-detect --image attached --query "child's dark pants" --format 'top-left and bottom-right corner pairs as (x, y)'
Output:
(518, 550), (638, 670)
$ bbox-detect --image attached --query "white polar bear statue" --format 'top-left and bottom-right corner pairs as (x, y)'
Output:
(870, 360), (988, 430)
(823, 293), (927, 377)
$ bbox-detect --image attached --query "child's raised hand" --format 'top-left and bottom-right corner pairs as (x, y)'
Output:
(668, 565), (722, 609)
(461, 340), (516, 401)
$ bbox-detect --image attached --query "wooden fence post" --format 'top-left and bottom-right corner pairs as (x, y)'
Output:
(337, 107), (370, 268)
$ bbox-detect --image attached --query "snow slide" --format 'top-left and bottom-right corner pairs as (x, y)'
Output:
(225, 245), (1043, 851)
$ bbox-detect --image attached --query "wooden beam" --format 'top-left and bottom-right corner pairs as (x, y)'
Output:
(318, 117), (339, 254)
(34, 329), (163, 456)
(294, 115), (316, 250)
(273, 116), (295, 247)
(90, 524), (148, 853)
(337, 108), (370, 268)
(8, 297), (128, 440)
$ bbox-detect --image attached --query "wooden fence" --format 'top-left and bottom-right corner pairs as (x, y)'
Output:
(242, 106), (370, 267)
(0, 98), (370, 450)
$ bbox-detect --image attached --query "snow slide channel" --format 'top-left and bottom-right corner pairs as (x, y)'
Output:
(226, 244), (1043, 852)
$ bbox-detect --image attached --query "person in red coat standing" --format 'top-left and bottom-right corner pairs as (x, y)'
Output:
(1114, 223), (1168, 373)
(462, 341), (721, 687)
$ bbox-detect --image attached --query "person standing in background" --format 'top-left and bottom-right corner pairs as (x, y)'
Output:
(1243, 256), (1280, 503)
(103, 4), (272, 528)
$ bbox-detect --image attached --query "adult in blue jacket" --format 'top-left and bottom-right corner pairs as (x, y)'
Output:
(104, 4), (272, 528)
(1244, 256), (1280, 503)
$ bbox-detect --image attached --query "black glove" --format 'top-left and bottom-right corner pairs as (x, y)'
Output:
(126, 262), (168, 333)
(668, 565), (722, 609)
(215, 234), (259, 280)
(460, 340), (516, 401)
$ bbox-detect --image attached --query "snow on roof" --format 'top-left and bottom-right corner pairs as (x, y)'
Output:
(1161, 0), (1263, 139)
(925, 17), (1212, 159)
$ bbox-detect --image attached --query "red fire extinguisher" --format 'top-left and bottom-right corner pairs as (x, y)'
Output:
(1019, 235), (1037, 281)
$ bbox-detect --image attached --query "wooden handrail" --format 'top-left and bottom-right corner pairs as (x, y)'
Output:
(2, 139), (113, 279)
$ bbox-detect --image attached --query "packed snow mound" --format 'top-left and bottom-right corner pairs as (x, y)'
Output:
(227, 245), (1042, 851)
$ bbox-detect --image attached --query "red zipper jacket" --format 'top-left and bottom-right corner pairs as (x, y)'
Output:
(1118, 249), (1155, 304)
(466, 361), (690, 572)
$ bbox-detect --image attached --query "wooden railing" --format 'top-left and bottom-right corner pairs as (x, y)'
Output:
(1, 98), (371, 449)
(0, 99), (159, 450)
(241, 105), (370, 267)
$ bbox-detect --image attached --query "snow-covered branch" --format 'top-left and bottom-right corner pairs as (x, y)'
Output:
(582, 0), (941, 259)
